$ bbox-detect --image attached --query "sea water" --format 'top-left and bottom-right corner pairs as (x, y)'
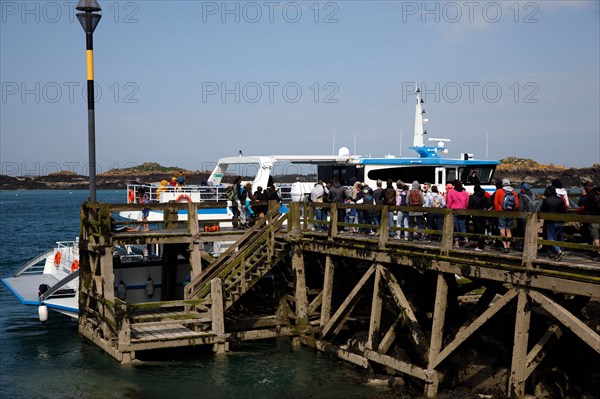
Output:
(0, 190), (409, 399)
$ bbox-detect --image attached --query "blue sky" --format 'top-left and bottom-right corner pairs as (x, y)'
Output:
(1, 0), (599, 176)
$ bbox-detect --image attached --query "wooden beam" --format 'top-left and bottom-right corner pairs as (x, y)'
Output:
(366, 265), (384, 350)
(315, 340), (369, 368)
(509, 290), (531, 397)
(187, 202), (200, 236)
(321, 264), (376, 339)
(211, 278), (225, 336)
(380, 267), (428, 356)
(377, 317), (400, 354)
(432, 288), (518, 368)
(227, 326), (297, 342)
(308, 291), (323, 315)
(292, 246), (310, 330)
(528, 290), (600, 354)
(364, 349), (433, 382)
(188, 242), (202, 279)
(211, 277), (227, 354)
(426, 272), (448, 398)
(379, 207), (389, 248)
(100, 248), (115, 302)
(428, 260), (600, 299)
(328, 204), (338, 239)
(521, 212), (539, 267)
(288, 202), (301, 235)
(440, 212), (454, 255)
(524, 324), (563, 380)
(320, 255), (335, 328)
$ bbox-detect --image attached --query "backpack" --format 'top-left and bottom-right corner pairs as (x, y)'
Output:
(226, 186), (235, 201)
(431, 193), (442, 208)
(521, 194), (542, 212)
(502, 191), (517, 211)
(385, 188), (396, 205)
(408, 189), (423, 206)
(397, 192), (408, 206)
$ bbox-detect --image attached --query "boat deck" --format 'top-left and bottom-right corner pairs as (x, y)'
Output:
(2, 274), (63, 304)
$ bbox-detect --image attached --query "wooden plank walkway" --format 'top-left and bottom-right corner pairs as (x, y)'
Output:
(131, 324), (211, 343)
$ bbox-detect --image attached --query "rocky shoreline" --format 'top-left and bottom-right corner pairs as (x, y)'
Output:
(1, 164), (598, 191)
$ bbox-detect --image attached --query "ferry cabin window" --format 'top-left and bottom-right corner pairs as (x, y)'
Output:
(318, 165), (363, 185)
(446, 168), (457, 183)
(367, 166), (435, 185)
(458, 167), (496, 185)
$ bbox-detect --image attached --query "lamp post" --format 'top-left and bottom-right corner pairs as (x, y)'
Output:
(76, 0), (102, 202)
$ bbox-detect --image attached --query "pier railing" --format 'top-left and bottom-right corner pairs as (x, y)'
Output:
(297, 201), (600, 267)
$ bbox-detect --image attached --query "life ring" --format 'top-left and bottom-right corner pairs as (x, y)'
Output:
(177, 194), (192, 203)
(127, 189), (135, 203)
(71, 260), (79, 273)
(53, 252), (61, 266)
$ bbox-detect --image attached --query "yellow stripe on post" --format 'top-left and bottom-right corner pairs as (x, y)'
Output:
(86, 50), (94, 80)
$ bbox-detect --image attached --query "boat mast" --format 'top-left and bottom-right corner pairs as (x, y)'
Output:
(413, 83), (428, 147)
(409, 83), (449, 158)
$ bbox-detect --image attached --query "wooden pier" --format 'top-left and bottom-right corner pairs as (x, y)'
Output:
(78, 200), (600, 397)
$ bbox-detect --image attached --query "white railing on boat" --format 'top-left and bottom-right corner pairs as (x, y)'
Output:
(126, 183), (295, 204)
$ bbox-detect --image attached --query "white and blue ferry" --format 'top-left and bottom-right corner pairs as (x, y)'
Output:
(122, 83), (499, 222)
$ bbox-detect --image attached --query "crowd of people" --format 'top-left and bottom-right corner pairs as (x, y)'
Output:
(308, 177), (600, 262)
(226, 176), (281, 229)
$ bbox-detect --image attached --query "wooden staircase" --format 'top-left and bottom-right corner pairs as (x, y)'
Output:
(99, 208), (291, 360)
(184, 208), (289, 313)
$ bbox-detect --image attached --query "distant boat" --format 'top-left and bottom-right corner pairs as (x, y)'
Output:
(1, 239), (188, 322)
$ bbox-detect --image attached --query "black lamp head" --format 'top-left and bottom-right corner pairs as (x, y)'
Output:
(76, 0), (101, 12)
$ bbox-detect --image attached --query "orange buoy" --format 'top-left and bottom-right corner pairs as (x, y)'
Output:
(53, 252), (61, 266)
(71, 260), (79, 273)
(177, 194), (192, 203)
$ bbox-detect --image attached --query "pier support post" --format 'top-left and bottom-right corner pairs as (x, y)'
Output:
(367, 264), (383, 350)
(292, 246), (310, 331)
(187, 202), (203, 278)
(426, 272), (449, 398)
(289, 202), (301, 235)
(211, 278), (228, 354)
(329, 204), (338, 239)
(509, 289), (531, 396)
(440, 211), (454, 255)
(379, 207), (390, 248)
(320, 255), (335, 329)
(522, 213), (539, 268)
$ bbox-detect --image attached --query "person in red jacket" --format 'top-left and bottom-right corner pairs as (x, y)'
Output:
(493, 178), (519, 253)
